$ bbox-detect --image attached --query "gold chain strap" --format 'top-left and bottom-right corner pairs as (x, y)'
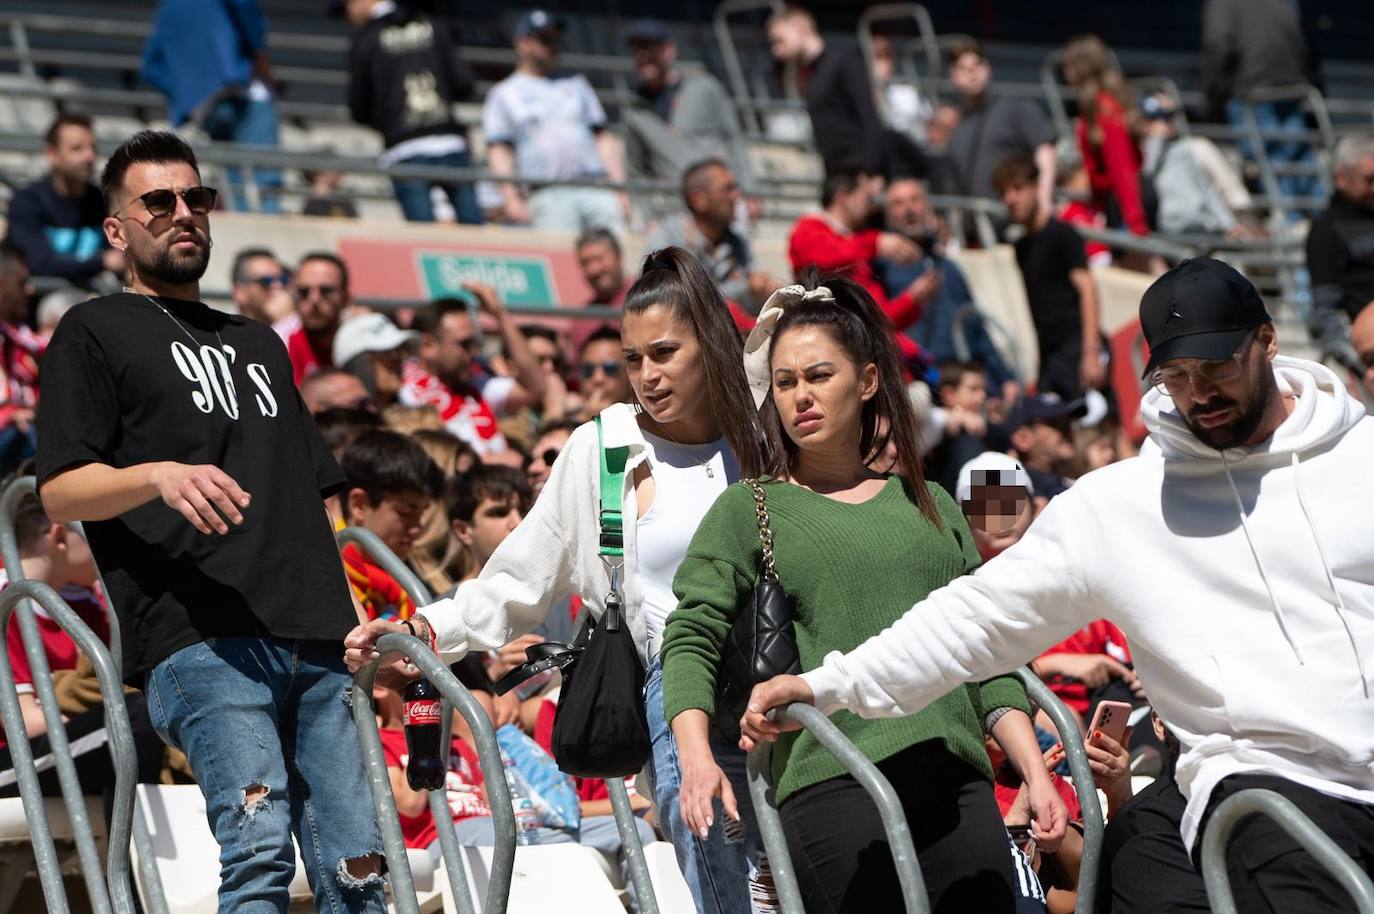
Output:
(746, 478), (778, 581)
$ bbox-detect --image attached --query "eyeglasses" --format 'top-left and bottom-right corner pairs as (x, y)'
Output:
(453, 336), (482, 354)
(119, 186), (218, 218)
(240, 272), (291, 290)
(294, 284), (340, 299)
(1149, 331), (1255, 397)
(580, 360), (622, 380)
(537, 447), (560, 466)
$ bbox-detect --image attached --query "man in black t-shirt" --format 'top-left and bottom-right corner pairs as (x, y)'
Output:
(35, 131), (387, 914)
(993, 153), (1109, 403)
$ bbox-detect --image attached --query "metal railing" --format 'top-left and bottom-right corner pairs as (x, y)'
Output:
(745, 667), (1102, 914)
(0, 579), (138, 914)
(747, 701), (928, 914)
(712, 0), (787, 137)
(857, 5), (941, 102)
(339, 525), (661, 913)
(1200, 788), (1374, 914)
(1014, 667), (1103, 914)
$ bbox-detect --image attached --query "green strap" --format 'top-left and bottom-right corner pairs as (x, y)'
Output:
(595, 415), (630, 558)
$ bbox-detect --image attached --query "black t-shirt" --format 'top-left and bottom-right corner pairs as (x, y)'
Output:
(1013, 217), (1088, 351)
(36, 293), (355, 679)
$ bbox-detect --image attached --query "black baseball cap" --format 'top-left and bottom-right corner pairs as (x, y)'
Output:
(625, 19), (672, 45)
(1139, 258), (1271, 377)
(514, 9), (563, 39)
(1003, 393), (1088, 432)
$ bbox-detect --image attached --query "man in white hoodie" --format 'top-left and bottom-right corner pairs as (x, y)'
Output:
(742, 258), (1374, 913)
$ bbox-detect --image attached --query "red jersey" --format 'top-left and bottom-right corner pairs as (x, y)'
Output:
(787, 214), (925, 363)
(1037, 620), (1133, 716)
(379, 727), (490, 849)
(282, 323), (333, 386)
(1076, 93), (1148, 236)
(1057, 200), (1113, 264)
(342, 543), (414, 622)
(398, 360), (510, 456)
(0, 321), (43, 430)
(993, 765), (1082, 822)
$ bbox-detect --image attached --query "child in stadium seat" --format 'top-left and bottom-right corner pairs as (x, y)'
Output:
(0, 471), (164, 795)
(340, 430), (444, 620)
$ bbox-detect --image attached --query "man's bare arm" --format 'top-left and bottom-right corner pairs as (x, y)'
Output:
(41, 461), (249, 534)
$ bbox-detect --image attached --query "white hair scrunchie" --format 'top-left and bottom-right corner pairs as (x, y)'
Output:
(743, 283), (834, 408)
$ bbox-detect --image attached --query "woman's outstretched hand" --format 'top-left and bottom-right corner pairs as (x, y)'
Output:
(738, 674), (814, 751)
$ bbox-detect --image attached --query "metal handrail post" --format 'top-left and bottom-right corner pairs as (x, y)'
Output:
(712, 0), (784, 135)
(1014, 667), (1102, 914)
(337, 527), (434, 607)
(857, 5), (940, 108)
(0, 580), (140, 914)
(0, 478), (113, 913)
(354, 632), (517, 914)
(606, 777), (657, 914)
(1201, 789), (1374, 914)
(747, 702), (929, 913)
(337, 527), (483, 913)
(949, 302), (1028, 386)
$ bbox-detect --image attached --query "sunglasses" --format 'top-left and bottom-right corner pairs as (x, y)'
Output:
(537, 447), (560, 466)
(294, 284), (340, 299)
(580, 360), (622, 380)
(453, 335), (482, 354)
(121, 186), (218, 218)
(240, 272), (291, 290)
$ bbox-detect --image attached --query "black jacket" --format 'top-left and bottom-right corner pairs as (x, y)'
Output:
(348, 9), (471, 149)
(803, 45), (885, 176)
(1306, 192), (1374, 323)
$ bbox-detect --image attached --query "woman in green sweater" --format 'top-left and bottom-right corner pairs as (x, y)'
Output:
(660, 277), (1067, 912)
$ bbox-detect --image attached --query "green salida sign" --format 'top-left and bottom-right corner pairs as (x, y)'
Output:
(416, 252), (555, 306)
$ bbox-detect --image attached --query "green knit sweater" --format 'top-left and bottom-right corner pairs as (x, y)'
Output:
(661, 475), (1029, 804)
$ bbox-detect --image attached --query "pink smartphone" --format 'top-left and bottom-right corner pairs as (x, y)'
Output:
(1087, 700), (1133, 745)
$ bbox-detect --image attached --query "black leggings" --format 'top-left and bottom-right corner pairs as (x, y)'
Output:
(779, 740), (1015, 914)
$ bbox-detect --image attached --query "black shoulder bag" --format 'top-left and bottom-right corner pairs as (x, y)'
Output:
(494, 416), (650, 778)
(711, 479), (801, 743)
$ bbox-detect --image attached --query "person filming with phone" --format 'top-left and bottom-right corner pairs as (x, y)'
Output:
(742, 258), (1374, 914)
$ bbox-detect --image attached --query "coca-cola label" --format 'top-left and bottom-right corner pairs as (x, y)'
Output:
(404, 699), (442, 726)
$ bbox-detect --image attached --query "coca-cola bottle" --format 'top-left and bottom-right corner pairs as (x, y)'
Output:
(403, 678), (445, 791)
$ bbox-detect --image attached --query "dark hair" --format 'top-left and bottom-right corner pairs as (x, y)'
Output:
(445, 464), (532, 526)
(100, 130), (200, 212)
(947, 36), (985, 66)
(314, 404), (380, 451)
(763, 273), (941, 525)
(990, 153), (1038, 194)
(410, 297), (470, 337)
(297, 251), (350, 294)
(937, 360), (986, 391)
(681, 157), (729, 205)
(575, 227), (621, 259)
(623, 247), (774, 478)
(821, 168), (866, 208)
(520, 323), (560, 345)
(535, 417), (582, 438)
(341, 430), (444, 517)
(0, 239), (27, 274)
(231, 247), (279, 284)
(1, 468), (50, 553)
(577, 324), (621, 359)
(45, 112), (93, 148)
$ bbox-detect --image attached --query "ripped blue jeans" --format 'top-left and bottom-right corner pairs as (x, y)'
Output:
(643, 656), (762, 914)
(146, 638), (387, 914)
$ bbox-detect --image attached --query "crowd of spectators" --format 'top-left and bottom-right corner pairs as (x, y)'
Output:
(3, 1), (1374, 911)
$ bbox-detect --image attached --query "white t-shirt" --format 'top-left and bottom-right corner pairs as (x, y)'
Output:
(635, 431), (740, 641)
(481, 71), (608, 182)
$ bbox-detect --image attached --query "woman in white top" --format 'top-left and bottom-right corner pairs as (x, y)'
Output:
(346, 247), (775, 914)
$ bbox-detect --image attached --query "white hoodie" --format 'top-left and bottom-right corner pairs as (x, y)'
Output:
(802, 356), (1374, 849)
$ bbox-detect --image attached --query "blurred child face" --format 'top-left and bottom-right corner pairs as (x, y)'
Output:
(944, 371), (987, 413)
(1000, 179), (1038, 226)
(949, 52), (991, 99)
(1081, 435), (1118, 472)
(455, 496), (524, 568)
(963, 484), (1034, 560)
(349, 488), (430, 559)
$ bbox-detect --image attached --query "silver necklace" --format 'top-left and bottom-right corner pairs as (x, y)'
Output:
(127, 287), (227, 351)
(647, 419), (718, 478)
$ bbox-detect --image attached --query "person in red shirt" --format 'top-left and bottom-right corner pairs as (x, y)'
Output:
(788, 170), (937, 363)
(276, 252), (350, 385)
(1033, 619), (1142, 724)
(0, 244), (42, 475)
(0, 477), (163, 793)
(1062, 35), (1149, 237)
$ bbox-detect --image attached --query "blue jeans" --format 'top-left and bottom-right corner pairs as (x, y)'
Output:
(390, 150), (483, 225)
(643, 656), (760, 914)
(146, 638), (386, 914)
(202, 94), (283, 214)
(1227, 98), (1320, 216)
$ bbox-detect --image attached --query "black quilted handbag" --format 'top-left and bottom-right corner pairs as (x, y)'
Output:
(711, 479), (801, 744)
